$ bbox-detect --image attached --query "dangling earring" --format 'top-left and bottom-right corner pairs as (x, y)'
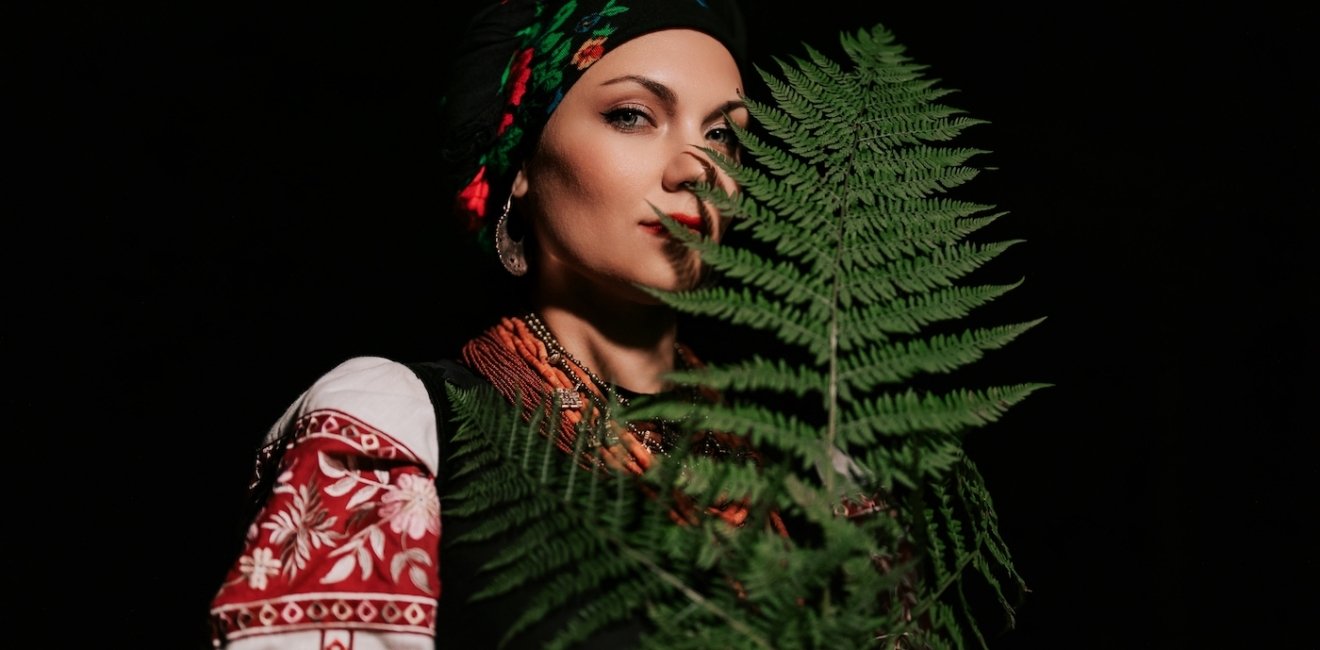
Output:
(494, 192), (527, 276)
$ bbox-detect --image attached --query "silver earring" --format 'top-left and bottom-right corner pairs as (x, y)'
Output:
(494, 193), (527, 276)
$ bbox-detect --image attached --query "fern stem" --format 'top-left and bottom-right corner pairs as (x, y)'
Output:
(825, 154), (852, 500)
(540, 414), (557, 484)
(588, 456), (600, 509)
(614, 465), (625, 530)
(522, 410), (537, 471)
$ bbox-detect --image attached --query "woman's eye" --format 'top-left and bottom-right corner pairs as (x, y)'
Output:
(707, 126), (740, 155)
(603, 107), (650, 131)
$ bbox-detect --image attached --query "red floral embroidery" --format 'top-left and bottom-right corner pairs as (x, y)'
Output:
(506, 48), (534, 107)
(209, 409), (439, 646)
(456, 165), (490, 229)
(571, 37), (608, 69)
(497, 111), (514, 136)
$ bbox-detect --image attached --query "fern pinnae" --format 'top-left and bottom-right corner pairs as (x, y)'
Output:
(922, 500), (952, 589)
(854, 280), (1025, 336)
(481, 523), (603, 586)
(760, 59), (835, 129)
(956, 460), (1028, 606)
(649, 285), (827, 351)
(538, 401), (561, 485)
(681, 235), (825, 306)
(837, 318), (1046, 392)
(864, 144), (989, 174)
(504, 388), (540, 460)
(673, 456), (770, 508)
(848, 89), (966, 135)
(837, 26), (925, 77)
(612, 455), (628, 530)
(444, 446), (499, 481)
(673, 401), (820, 461)
(841, 239), (1024, 307)
(796, 42), (854, 91)
(838, 206), (1007, 267)
(702, 138), (823, 212)
(443, 465), (536, 516)
(854, 164), (982, 201)
(452, 499), (554, 544)
(721, 160), (837, 230)
(519, 412), (539, 472)
(840, 383), (1044, 445)
(738, 100), (827, 167)
(780, 52), (877, 133)
(664, 356), (827, 397)
(469, 523), (593, 600)
(738, 94), (836, 167)
(716, 190), (835, 260)
(564, 414), (592, 501)
(852, 111), (981, 149)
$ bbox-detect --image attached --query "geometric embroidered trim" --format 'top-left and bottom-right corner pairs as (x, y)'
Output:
(211, 593), (435, 641)
(294, 409), (423, 463)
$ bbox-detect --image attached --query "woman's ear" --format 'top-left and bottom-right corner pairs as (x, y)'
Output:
(512, 166), (529, 199)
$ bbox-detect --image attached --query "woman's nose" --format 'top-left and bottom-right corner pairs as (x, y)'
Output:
(663, 147), (716, 193)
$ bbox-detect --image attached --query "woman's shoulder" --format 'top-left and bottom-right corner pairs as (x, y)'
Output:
(300, 355), (432, 411)
(275, 355), (445, 472)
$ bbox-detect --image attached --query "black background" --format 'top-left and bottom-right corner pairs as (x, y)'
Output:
(19, 1), (1316, 648)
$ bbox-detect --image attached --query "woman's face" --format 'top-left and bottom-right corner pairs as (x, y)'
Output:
(513, 28), (746, 303)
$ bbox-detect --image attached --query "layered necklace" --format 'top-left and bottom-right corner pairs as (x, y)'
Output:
(523, 312), (722, 458)
(523, 312), (633, 410)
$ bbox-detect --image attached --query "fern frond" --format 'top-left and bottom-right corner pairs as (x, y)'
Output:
(645, 21), (1043, 646)
(445, 20), (1044, 648)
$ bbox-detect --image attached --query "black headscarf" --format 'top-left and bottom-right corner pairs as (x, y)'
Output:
(438, 0), (747, 253)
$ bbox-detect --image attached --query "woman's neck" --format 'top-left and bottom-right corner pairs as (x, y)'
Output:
(534, 301), (677, 395)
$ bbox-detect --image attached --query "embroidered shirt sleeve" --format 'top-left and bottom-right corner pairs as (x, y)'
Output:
(209, 357), (441, 650)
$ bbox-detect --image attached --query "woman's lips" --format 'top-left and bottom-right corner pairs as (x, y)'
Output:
(641, 212), (705, 236)
(668, 212), (703, 230)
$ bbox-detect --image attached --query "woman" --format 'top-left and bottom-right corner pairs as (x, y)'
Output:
(207, 1), (753, 647)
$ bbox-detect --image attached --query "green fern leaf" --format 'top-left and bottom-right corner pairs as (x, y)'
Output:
(444, 20), (1045, 649)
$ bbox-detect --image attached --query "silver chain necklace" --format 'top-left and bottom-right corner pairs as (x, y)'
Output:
(523, 312), (720, 458)
(523, 312), (629, 409)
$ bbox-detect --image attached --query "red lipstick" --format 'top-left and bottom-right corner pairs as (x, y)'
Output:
(640, 212), (707, 237)
(668, 212), (703, 231)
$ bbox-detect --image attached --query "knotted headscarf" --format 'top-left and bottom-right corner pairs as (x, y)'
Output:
(438, 0), (747, 254)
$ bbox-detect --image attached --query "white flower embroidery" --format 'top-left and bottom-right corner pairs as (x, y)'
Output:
(378, 474), (440, 540)
(239, 547), (282, 590)
(262, 483), (342, 577)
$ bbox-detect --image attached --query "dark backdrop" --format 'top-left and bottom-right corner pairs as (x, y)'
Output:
(20, 2), (1315, 648)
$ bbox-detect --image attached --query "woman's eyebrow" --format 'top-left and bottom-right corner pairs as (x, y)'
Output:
(600, 75), (746, 122)
(600, 74), (676, 108)
(706, 99), (746, 123)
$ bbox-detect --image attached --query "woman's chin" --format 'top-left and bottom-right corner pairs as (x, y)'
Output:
(634, 264), (706, 297)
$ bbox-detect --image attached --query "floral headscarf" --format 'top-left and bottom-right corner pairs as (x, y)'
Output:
(439, 0), (747, 253)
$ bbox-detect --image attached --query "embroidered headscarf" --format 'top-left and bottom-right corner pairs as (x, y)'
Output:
(439, 0), (747, 254)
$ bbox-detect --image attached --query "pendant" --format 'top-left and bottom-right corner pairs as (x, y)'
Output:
(553, 387), (583, 411)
